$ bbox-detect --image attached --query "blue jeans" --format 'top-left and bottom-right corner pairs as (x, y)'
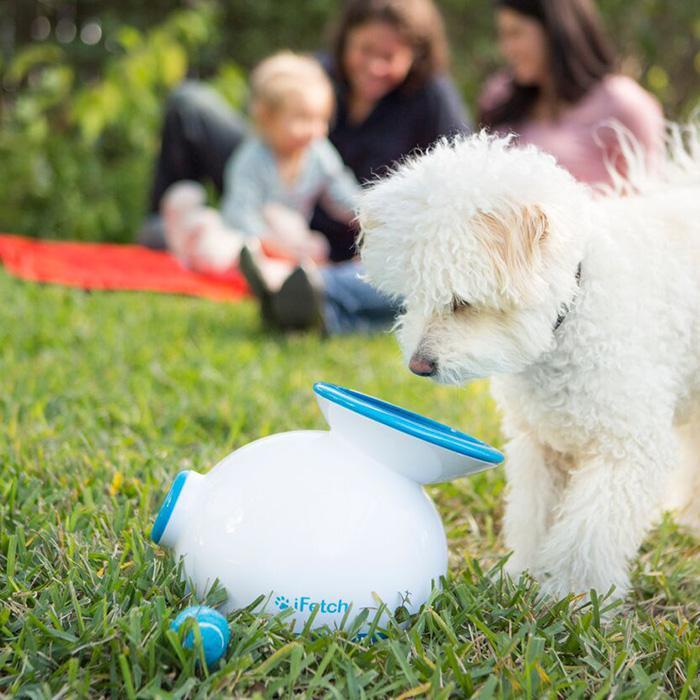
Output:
(320, 262), (400, 335)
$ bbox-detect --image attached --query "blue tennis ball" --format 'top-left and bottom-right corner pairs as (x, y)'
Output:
(171, 606), (230, 666)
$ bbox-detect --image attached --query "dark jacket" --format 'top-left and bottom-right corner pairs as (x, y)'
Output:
(314, 67), (472, 260)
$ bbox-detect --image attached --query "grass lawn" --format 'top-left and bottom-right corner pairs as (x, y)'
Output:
(1, 270), (698, 699)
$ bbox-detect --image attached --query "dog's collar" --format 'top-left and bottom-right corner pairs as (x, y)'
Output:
(553, 263), (582, 332)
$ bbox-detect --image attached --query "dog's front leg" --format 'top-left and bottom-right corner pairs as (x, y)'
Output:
(503, 434), (561, 579)
(532, 437), (673, 601)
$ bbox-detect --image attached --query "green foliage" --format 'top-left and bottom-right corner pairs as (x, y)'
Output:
(0, 4), (245, 243)
(595, 0), (700, 116)
(0, 272), (698, 696)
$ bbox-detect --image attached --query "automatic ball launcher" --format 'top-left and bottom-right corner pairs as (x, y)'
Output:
(152, 382), (503, 632)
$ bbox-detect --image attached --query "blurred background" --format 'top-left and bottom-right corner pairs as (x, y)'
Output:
(1, 0), (698, 243)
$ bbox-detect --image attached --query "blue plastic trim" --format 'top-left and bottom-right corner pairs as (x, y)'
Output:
(313, 382), (504, 465)
(151, 470), (189, 544)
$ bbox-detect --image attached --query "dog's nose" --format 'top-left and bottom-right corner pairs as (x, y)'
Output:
(409, 353), (437, 377)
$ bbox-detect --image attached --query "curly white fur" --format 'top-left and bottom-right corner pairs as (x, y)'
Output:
(358, 128), (700, 601)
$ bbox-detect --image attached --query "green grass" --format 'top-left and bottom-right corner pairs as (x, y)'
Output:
(0, 270), (698, 699)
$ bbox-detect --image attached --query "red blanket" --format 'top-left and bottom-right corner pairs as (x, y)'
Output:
(0, 234), (249, 302)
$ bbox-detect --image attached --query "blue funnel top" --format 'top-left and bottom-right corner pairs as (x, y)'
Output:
(313, 382), (503, 483)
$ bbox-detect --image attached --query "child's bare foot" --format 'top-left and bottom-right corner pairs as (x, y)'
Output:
(161, 181), (207, 261)
(183, 209), (243, 274)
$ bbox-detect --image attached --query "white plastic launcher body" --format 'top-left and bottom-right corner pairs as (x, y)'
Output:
(152, 383), (503, 631)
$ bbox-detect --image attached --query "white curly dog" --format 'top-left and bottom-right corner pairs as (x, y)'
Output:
(358, 128), (700, 601)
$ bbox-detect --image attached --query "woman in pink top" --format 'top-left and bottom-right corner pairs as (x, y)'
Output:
(479, 0), (664, 186)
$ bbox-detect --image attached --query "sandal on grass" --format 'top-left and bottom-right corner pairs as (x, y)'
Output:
(238, 245), (275, 327)
(272, 266), (326, 332)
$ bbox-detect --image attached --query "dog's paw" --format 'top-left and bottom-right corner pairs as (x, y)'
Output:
(503, 555), (530, 583)
(533, 557), (629, 605)
(536, 572), (581, 602)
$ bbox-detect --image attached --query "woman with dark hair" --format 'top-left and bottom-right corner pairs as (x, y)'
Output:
(311, 0), (464, 261)
(479, 0), (664, 185)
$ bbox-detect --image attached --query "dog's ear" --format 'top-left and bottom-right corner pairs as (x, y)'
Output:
(473, 205), (550, 300)
(520, 204), (549, 255)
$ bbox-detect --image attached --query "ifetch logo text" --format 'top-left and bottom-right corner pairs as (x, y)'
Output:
(275, 594), (350, 614)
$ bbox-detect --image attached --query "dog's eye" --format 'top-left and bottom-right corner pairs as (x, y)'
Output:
(451, 297), (472, 313)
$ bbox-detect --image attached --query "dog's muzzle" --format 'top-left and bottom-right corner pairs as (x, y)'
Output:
(409, 353), (437, 377)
